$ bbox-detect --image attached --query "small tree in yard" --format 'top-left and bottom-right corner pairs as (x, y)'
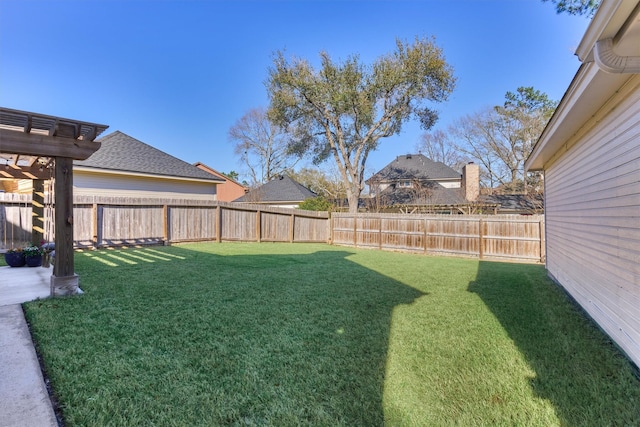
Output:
(267, 36), (456, 213)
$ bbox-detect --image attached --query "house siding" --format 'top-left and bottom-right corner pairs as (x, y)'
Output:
(544, 82), (640, 367)
(74, 171), (217, 201)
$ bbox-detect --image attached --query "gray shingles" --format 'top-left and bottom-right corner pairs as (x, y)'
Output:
(378, 184), (467, 206)
(234, 175), (316, 203)
(74, 131), (223, 182)
(368, 154), (461, 182)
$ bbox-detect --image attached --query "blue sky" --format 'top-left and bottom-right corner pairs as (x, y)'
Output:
(0, 0), (591, 179)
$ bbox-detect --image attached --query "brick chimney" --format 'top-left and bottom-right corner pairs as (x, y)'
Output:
(462, 162), (480, 202)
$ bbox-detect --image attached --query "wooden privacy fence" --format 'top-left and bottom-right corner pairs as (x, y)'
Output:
(0, 193), (33, 249)
(71, 197), (330, 247)
(331, 213), (545, 262)
(2, 195), (544, 262)
(0, 196), (329, 249)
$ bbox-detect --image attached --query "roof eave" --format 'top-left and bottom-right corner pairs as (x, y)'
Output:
(526, 0), (640, 171)
(74, 165), (224, 184)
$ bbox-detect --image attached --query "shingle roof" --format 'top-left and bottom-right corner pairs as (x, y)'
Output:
(234, 175), (316, 203)
(368, 154), (461, 182)
(479, 194), (544, 213)
(74, 131), (223, 182)
(378, 183), (467, 206)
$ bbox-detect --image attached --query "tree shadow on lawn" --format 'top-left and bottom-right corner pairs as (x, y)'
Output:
(30, 245), (426, 426)
(468, 261), (640, 425)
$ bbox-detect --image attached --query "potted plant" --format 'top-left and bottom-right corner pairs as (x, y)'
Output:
(4, 248), (25, 267)
(23, 245), (44, 267)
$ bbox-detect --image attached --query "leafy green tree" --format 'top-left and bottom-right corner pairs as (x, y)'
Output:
(297, 196), (333, 212)
(222, 171), (240, 181)
(267, 36), (456, 213)
(542, 0), (600, 16)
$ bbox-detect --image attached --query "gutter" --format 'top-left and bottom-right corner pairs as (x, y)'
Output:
(594, 37), (640, 73)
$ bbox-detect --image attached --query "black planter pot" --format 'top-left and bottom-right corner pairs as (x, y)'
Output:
(25, 255), (43, 267)
(4, 252), (26, 267)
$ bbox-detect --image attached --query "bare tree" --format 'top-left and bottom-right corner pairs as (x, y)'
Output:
(420, 87), (556, 190)
(416, 129), (468, 171)
(288, 166), (347, 202)
(228, 107), (299, 185)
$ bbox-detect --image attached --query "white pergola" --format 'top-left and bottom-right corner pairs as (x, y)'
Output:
(0, 107), (108, 295)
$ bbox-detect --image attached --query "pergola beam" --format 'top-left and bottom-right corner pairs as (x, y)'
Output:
(0, 128), (101, 160)
(0, 165), (51, 180)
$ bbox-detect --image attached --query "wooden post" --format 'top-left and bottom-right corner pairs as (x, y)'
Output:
(256, 209), (261, 242)
(162, 204), (169, 244)
(539, 218), (546, 263)
(51, 157), (79, 295)
(424, 218), (428, 254)
(353, 215), (358, 247)
(289, 213), (294, 243)
(478, 218), (484, 260)
(216, 205), (222, 242)
(378, 217), (383, 250)
(328, 212), (333, 244)
(92, 203), (99, 248)
(31, 179), (45, 246)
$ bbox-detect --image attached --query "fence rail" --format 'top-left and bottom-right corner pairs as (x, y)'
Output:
(1, 195), (544, 262)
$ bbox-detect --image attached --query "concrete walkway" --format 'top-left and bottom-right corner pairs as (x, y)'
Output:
(0, 266), (59, 427)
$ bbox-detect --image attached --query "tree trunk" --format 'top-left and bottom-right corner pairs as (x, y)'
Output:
(347, 190), (360, 214)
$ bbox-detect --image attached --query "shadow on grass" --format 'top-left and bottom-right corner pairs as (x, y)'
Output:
(26, 245), (425, 426)
(468, 261), (640, 425)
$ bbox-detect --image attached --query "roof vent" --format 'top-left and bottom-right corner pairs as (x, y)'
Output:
(406, 154), (412, 159)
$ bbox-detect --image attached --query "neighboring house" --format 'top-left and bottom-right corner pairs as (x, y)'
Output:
(233, 175), (316, 208)
(194, 162), (247, 202)
(367, 155), (507, 213)
(525, 0), (640, 368)
(367, 154), (463, 194)
(73, 131), (224, 201)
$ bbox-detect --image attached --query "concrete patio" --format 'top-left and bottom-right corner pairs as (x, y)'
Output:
(0, 264), (52, 307)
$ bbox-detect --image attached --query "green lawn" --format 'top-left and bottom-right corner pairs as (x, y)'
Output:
(23, 243), (640, 426)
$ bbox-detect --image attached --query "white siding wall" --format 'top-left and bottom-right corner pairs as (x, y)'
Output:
(438, 180), (461, 189)
(74, 171), (217, 201)
(544, 84), (640, 367)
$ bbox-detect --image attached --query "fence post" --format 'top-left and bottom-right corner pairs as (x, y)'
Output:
(379, 216), (383, 250)
(162, 205), (169, 244)
(424, 218), (428, 254)
(92, 203), (99, 249)
(539, 218), (545, 263)
(478, 218), (484, 260)
(256, 209), (261, 242)
(353, 215), (358, 248)
(216, 205), (222, 243)
(289, 213), (295, 243)
(329, 212), (333, 244)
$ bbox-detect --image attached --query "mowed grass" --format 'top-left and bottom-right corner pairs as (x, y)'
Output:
(23, 243), (640, 426)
